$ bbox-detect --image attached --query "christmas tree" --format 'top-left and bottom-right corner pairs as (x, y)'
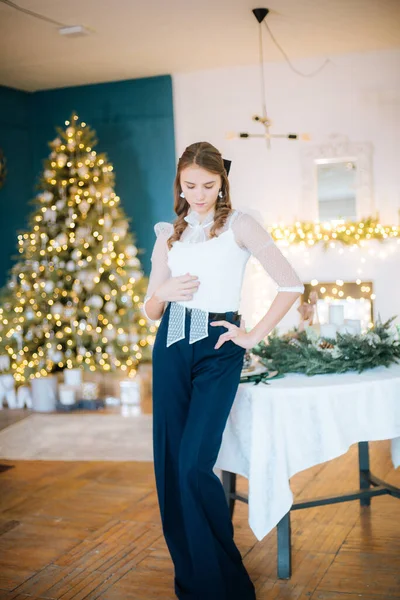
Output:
(0, 112), (153, 384)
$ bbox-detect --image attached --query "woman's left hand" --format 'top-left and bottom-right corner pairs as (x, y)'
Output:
(210, 318), (255, 350)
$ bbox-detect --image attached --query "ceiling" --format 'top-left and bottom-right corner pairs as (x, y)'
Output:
(1, 0), (400, 92)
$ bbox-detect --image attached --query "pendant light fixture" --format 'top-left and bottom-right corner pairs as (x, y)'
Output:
(227, 8), (315, 148)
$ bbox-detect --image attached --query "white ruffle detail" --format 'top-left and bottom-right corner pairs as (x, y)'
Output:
(183, 207), (215, 243)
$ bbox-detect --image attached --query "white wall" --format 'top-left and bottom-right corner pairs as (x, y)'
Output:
(172, 49), (400, 331)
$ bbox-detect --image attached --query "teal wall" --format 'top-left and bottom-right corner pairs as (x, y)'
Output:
(0, 75), (176, 287)
(0, 86), (32, 287)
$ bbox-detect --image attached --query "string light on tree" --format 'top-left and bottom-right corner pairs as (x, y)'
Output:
(0, 112), (156, 383)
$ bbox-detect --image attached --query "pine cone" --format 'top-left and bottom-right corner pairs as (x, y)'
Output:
(319, 340), (334, 349)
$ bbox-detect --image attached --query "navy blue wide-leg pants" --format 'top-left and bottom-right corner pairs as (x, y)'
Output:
(152, 302), (256, 600)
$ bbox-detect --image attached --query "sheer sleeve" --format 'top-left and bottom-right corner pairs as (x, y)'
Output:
(231, 211), (305, 293)
(142, 222), (173, 322)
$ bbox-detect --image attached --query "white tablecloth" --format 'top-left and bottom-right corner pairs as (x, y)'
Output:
(215, 362), (400, 541)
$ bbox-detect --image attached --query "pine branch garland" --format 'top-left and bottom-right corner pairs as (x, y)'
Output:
(248, 316), (400, 377)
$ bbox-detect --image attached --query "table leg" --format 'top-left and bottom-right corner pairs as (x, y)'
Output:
(358, 441), (371, 507)
(222, 440), (399, 580)
(222, 470), (236, 518)
(277, 512), (292, 579)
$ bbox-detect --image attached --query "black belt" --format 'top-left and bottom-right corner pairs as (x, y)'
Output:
(186, 307), (241, 324)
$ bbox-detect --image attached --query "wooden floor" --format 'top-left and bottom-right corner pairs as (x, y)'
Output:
(0, 410), (399, 599)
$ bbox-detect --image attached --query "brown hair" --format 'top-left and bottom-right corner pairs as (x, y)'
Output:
(167, 141), (232, 250)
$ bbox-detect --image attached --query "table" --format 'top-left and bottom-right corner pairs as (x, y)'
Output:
(215, 363), (400, 578)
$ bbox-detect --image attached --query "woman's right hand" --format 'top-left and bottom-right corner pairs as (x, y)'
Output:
(154, 273), (200, 303)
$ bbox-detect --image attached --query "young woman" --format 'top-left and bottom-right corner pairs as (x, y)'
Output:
(143, 141), (304, 600)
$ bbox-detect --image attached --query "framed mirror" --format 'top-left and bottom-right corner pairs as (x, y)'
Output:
(316, 158), (357, 221)
(300, 134), (374, 222)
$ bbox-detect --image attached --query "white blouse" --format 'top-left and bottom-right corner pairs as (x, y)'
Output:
(142, 208), (305, 347)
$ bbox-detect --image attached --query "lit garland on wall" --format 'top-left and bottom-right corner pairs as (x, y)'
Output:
(268, 217), (399, 248)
